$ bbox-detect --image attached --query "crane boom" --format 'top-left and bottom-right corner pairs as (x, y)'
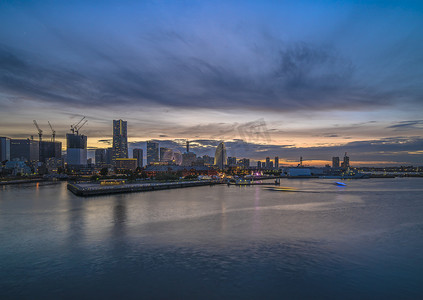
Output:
(33, 120), (43, 142)
(71, 116), (85, 134)
(75, 120), (87, 135)
(48, 121), (56, 142)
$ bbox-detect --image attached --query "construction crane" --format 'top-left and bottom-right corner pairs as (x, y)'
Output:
(33, 120), (43, 142)
(70, 116), (85, 134)
(75, 120), (87, 135)
(48, 121), (56, 142)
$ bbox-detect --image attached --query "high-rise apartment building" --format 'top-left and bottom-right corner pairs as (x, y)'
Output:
(265, 157), (270, 169)
(112, 119), (128, 161)
(147, 141), (159, 165)
(275, 156), (279, 169)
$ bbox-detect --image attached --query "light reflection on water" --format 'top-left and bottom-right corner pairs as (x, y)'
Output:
(0, 178), (423, 299)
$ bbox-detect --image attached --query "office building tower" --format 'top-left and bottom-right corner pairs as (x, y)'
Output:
(95, 149), (107, 165)
(0, 137), (11, 161)
(227, 157), (237, 167)
(113, 119), (128, 160)
(332, 157), (340, 168)
(66, 133), (87, 166)
(10, 139), (39, 162)
(269, 161), (273, 168)
(257, 161), (262, 169)
(214, 142), (227, 169)
(265, 157), (270, 169)
(147, 141), (159, 165)
(133, 148), (143, 168)
(275, 156), (279, 169)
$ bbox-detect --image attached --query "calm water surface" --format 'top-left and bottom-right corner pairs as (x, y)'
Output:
(1, 178), (423, 299)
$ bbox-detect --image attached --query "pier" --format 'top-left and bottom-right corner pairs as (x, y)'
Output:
(67, 180), (219, 197)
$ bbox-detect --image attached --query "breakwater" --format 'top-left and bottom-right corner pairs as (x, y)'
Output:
(67, 180), (219, 197)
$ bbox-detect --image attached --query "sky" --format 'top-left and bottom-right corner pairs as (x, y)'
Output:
(0, 0), (422, 166)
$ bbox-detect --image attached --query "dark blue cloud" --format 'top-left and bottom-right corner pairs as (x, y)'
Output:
(0, 1), (422, 112)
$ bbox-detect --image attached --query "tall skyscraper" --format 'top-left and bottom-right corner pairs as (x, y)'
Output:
(214, 142), (227, 169)
(133, 148), (143, 168)
(257, 161), (262, 169)
(0, 137), (11, 162)
(275, 156), (279, 169)
(112, 119), (128, 161)
(147, 141), (159, 165)
(332, 157), (340, 168)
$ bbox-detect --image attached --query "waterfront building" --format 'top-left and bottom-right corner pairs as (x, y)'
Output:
(275, 156), (279, 169)
(214, 142), (227, 169)
(10, 139), (39, 162)
(227, 157), (237, 167)
(115, 158), (137, 172)
(112, 119), (128, 161)
(66, 133), (87, 166)
(0, 137), (11, 161)
(332, 157), (340, 168)
(95, 149), (107, 165)
(265, 157), (270, 169)
(133, 148), (143, 168)
(147, 141), (159, 165)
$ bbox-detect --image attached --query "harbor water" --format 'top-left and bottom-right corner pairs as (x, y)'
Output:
(1, 178), (423, 299)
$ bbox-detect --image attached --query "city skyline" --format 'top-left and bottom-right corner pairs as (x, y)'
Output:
(1, 1), (422, 166)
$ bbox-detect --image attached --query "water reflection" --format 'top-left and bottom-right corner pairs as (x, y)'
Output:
(111, 196), (127, 238)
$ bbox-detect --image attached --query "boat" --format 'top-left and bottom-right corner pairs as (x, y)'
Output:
(335, 182), (346, 186)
